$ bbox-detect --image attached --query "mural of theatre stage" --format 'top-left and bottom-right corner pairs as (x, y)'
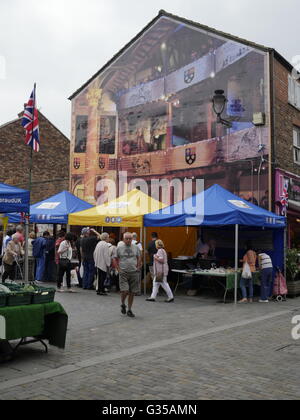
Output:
(70, 13), (270, 205)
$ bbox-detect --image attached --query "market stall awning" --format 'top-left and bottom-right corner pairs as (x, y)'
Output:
(8, 191), (92, 224)
(144, 184), (286, 228)
(0, 183), (30, 213)
(68, 189), (167, 227)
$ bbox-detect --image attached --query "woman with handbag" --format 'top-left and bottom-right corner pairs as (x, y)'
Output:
(57, 233), (74, 292)
(239, 241), (257, 303)
(146, 239), (174, 303)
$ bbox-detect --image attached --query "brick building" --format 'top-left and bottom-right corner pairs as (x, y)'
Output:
(68, 10), (300, 246)
(0, 111), (70, 203)
(273, 58), (300, 245)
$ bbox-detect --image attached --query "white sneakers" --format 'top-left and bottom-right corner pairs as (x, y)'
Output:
(259, 300), (269, 303)
(56, 288), (77, 293)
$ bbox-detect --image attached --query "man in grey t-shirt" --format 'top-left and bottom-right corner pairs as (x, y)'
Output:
(116, 232), (141, 318)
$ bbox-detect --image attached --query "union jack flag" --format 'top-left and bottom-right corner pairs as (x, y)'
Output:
(22, 84), (40, 152)
(280, 179), (289, 216)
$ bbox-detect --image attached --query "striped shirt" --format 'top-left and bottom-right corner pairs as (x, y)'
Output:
(258, 253), (273, 270)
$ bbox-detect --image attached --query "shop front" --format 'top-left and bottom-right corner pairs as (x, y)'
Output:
(275, 169), (300, 248)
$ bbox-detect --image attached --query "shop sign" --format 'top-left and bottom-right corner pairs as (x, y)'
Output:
(105, 217), (122, 224)
(37, 202), (60, 210)
(289, 178), (300, 203)
(228, 200), (252, 209)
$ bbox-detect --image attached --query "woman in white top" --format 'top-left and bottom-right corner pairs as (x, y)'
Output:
(27, 232), (36, 282)
(57, 233), (74, 292)
(28, 232), (36, 257)
(93, 232), (111, 295)
(146, 239), (174, 303)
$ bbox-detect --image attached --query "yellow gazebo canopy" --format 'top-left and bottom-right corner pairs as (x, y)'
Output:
(68, 189), (167, 227)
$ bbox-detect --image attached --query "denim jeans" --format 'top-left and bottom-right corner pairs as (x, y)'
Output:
(83, 259), (95, 289)
(261, 268), (273, 300)
(35, 255), (45, 282)
(240, 277), (254, 299)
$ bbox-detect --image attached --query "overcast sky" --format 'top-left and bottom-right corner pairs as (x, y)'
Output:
(0, 0), (299, 138)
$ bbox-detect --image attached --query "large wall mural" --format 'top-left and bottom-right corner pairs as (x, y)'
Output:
(70, 15), (270, 208)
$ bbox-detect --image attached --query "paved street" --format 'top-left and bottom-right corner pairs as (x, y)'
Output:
(0, 286), (300, 400)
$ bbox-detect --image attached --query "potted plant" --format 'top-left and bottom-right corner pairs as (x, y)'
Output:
(286, 249), (300, 296)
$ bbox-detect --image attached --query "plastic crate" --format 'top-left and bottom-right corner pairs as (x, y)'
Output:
(31, 288), (56, 304)
(0, 292), (7, 307)
(6, 291), (33, 307)
(5, 283), (23, 292)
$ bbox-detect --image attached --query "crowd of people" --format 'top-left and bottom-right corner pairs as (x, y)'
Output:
(0, 225), (278, 316)
(0, 226), (175, 318)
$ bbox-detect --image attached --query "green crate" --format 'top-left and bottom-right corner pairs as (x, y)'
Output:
(0, 293), (7, 307)
(5, 283), (23, 292)
(6, 291), (32, 307)
(31, 288), (56, 305)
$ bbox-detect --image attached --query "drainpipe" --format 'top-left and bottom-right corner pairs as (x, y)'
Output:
(268, 50), (276, 212)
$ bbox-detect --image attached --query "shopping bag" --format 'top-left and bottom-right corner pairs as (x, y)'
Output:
(79, 264), (84, 278)
(242, 262), (252, 279)
(63, 270), (79, 287)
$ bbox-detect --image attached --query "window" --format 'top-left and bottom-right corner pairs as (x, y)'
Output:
(74, 116), (88, 153)
(293, 127), (300, 164)
(289, 75), (300, 110)
(99, 116), (116, 155)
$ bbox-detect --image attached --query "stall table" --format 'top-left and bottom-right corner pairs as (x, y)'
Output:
(0, 302), (68, 362)
(172, 269), (261, 302)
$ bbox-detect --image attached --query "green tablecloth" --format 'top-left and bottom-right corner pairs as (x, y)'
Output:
(225, 271), (261, 290)
(0, 302), (67, 342)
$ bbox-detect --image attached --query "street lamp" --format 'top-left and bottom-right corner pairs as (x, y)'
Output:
(212, 90), (232, 128)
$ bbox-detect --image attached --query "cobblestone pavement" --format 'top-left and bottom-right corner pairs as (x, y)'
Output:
(0, 286), (300, 400)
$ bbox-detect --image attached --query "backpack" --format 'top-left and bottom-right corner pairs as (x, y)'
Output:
(32, 237), (45, 258)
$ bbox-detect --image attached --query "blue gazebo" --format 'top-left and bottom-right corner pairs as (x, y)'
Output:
(144, 184), (286, 303)
(8, 191), (92, 224)
(0, 183), (30, 213)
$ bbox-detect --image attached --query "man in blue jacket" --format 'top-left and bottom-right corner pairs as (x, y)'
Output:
(33, 232), (49, 283)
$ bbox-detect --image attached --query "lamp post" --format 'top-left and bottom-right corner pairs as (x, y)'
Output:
(212, 90), (232, 128)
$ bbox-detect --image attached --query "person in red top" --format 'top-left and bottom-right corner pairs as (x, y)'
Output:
(239, 241), (257, 304)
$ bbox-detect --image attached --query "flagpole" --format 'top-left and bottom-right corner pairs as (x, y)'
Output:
(24, 83), (36, 283)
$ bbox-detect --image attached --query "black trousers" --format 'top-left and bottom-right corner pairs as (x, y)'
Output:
(57, 261), (71, 289)
(2, 262), (16, 282)
(97, 268), (107, 293)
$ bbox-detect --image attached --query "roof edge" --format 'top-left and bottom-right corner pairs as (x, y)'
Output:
(69, 9), (295, 101)
(68, 11), (164, 100)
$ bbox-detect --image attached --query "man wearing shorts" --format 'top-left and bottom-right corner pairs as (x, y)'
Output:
(116, 232), (141, 318)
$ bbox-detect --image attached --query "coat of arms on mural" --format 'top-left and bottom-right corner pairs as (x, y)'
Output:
(132, 158), (151, 175)
(184, 67), (195, 84)
(185, 147), (196, 165)
(99, 157), (106, 170)
(73, 157), (81, 169)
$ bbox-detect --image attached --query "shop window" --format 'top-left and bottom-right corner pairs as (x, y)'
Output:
(74, 116), (88, 153)
(293, 127), (300, 164)
(99, 116), (116, 155)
